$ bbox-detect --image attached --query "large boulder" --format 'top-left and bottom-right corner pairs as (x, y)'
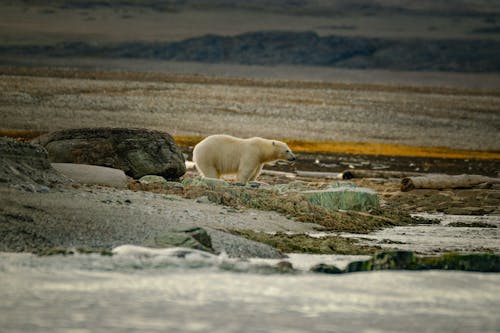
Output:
(32, 128), (186, 179)
(0, 137), (67, 190)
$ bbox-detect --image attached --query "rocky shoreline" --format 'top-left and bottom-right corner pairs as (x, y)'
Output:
(1, 133), (499, 272)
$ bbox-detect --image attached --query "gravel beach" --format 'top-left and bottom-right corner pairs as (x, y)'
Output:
(1, 69), (499, 151)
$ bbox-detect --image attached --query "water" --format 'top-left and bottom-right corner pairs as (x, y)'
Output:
(339, 214), (500, 255)
(1, 249), (499, 333)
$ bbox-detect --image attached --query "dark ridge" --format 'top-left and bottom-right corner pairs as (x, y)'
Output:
(14, 0), (500, 17)
(2, 31), (500, 72)
(472, 26), (500, 34)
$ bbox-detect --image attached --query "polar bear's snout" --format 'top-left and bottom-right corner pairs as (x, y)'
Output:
(287, 151), (297, 162)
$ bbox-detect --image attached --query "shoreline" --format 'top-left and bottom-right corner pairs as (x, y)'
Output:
(3, 129), (500, 160)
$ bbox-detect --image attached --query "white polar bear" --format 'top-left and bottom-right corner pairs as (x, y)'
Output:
(192, 134), (296, 183)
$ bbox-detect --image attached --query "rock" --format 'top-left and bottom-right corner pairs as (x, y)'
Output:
(148, 227), (285, 259)
(182, 176), (230, 189)
(0, 137), (67, 189)
(417, 253), (500, 272)
(148, 227), (215, 253)
(32, 128), (186, 179)
(346, 251), (417, 272)
(345, 251), (500, 273)
(137, 175), (184, 194)
(310, 263), (343, 274)
(208, 229), (285, 259)
(139, 175), (168, 185)
(195, 196), (210, 204)
(51, 163), (128, 189)
(301, 184), (380, 211)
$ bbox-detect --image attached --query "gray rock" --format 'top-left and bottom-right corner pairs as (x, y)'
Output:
(32, 128), (186, 180)
(182, 176), (229, 188)
(148, 227), (215, 253)
(139, 175), (168, 185)
(0, 137), (67, 189)
(51, 163), (128, 189)
(208, 229), (284, 259)
(310, 263), (343, 274)
(344, 251), (500, 273)
(346, 251), (417, 272)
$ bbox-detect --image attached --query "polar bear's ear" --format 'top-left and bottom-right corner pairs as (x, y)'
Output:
(272, 141), (276, 146)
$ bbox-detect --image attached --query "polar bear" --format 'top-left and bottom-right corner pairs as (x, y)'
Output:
(193, 134), (296, 183)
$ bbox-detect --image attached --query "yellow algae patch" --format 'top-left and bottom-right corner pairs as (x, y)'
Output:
(283, 139), (500, 160)
(0, 129), (47, 142)
(172, 135), (204, 148)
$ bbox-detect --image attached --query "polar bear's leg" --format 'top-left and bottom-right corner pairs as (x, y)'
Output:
(237, 161), (261, 183)
(196, 163), (220, 179)
(236, 167), (253, 183)
(203, 166), (220, 179)
(248, 164), (263, 181)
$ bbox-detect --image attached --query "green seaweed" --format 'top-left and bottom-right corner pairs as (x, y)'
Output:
(181, 177), (418, 234)
(302, 187), (380, 211)
(231, 230), (382, 255)
(343, 251), (500, 273)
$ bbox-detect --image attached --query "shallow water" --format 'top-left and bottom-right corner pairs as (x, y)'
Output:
(339, 214), (500, 254)
(1, 250), (499, 333)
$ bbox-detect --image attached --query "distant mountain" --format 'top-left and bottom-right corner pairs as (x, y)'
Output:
(18, 0), (500, 17)
(2, 31), (500, 72)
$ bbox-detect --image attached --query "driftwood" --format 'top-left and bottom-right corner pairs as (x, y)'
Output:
(295, 170), (342, 179)
(401, 174), (500, 192)
(260, 169), (296, 178)
(341, 169), (424, 180)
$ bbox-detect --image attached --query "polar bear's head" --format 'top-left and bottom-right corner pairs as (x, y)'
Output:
(272, 140), (296, 162)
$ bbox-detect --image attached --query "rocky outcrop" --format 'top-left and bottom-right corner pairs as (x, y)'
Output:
(32, 128), (186, 180)
(3, 31), (500, 72)
(311, 251), (500, 274)
(0, 137), (67, 191)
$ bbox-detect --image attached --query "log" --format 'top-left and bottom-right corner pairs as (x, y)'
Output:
(401, 174), (500, 192)
(341, 169), (424, 180)
(295, 170), (342, 179)
(260, 169), (296, 178)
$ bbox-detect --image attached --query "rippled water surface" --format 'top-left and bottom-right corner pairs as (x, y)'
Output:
(1, 250), (499, 333)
